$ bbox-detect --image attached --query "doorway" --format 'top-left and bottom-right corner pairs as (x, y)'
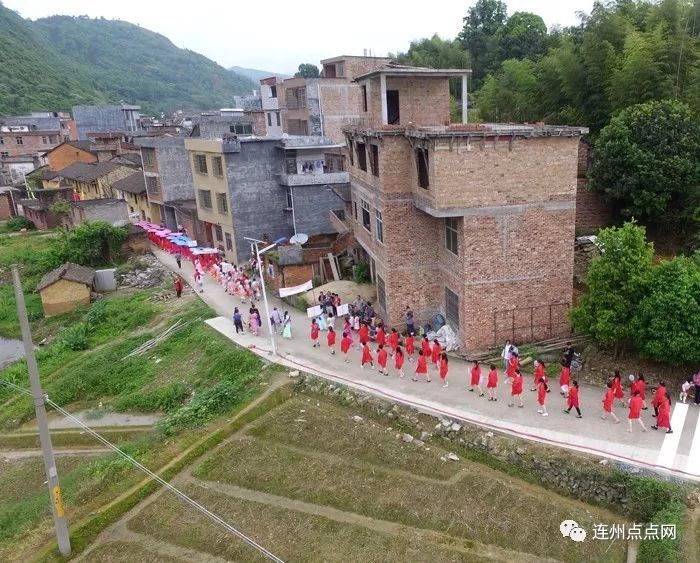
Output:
(387, 90), (400, 125)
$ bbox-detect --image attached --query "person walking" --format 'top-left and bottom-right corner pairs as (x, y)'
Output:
(405, 332), (415, 362)
(248, 310), (260, 336)
(361, 341), (374, 370)
(413, 349), (431, 382)
(388, 328), (400, 357)
(431, 339), (442, 370)
(508, 369), (524, 408)
(376, 325), (386, 348)
(404, 306), (415, 336)
(469, 360), (483, 395)
(327, 326), (336, 355)
(340, 332), (352, 363)
(601, 382), (621, 423)
(507, 352), (519, 381)
(270, 307), (282, 334)
(175, 253), (182, 269)
(628, 390), (648, 433)
(310, 319), (320, 348)
(680, 378), (692, 404)
(652, 393), (673, 434)
(194, 270), (204, 293)
(559, 359), (570, 396)
(638, 374), (648, 409)
(486, 364), (498, 401)
(694, 371), (700, 405)
(536, 377), (549, 416)
(377, 344), (389, 376)
(173, 275), (183, 298)
(233, 307), (244, 334)
(531, 359), (546, 392)
(395, 346), (405, 378)
(652, 382), (668, 418)
(282, 311), (292, 339)
(501, 340), (512, 371)
(612, 370), (625, 407)
(421, 335), (431, 359)
(563, 380), (582, 418)
(439, 352), (449, 388)
(358, 322), (369, 346)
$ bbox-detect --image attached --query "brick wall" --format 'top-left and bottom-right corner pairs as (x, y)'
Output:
(47, 144), (96, 171)
(0, 192), (15, 220)
(574, 140), (612, 234)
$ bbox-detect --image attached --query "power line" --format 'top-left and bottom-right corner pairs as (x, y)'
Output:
(0, 379), (284, 563)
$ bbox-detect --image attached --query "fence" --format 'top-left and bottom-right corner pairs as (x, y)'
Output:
(492, 302), (571, 346)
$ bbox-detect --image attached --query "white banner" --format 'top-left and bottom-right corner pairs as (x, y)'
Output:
(306, 305), (322, 318)
(279, 279), (313, 298)
(336, 303), (349, 317)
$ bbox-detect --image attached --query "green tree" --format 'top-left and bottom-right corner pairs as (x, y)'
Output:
(632, 257), (700, 364)
(475, 59), (538, 122)
(496, 11), (548, 62)
(295, 63), (320, 78)
(458, 0), (508, 84)
(571, 222), (654, 352)
(392, 34), (470, 69)
(51, 221), (128, 267)
(589, 99), (700, 223)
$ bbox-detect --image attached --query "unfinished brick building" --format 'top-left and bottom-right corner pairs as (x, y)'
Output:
(343, 66), (588, 351)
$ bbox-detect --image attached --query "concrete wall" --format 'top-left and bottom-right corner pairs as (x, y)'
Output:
(40, 279), (90, 317)
(292, 183), (346, 236)
(138, 138), (195, 203)
(73, 105), (126, 140)
(71, 199), (129, 226)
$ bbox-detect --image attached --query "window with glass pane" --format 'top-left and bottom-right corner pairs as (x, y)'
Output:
(445, 287), (459, 328)
(361, 199), (371, 232)
(445, 217), (458, 255)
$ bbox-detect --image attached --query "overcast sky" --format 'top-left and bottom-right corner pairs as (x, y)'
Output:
(4, 0), (595, 74)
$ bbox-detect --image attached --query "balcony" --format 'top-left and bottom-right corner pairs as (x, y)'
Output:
(277, 171), (349, 186)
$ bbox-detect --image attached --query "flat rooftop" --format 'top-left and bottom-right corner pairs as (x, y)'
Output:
(346, 123), (589, 138)
(354, 64), (472, 81)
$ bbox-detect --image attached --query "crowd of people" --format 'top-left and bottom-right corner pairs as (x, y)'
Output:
(178, 254), (699, 439)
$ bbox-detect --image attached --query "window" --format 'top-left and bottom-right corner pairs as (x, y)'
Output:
(377, 275), (386, 311)
(142, 148), (154, 166)
(375, 209), (384, 243)
(356, 142), (367, 171)
(229, 123), (253, 135)
(225, 232), (233, 250)
(276, 112), (281, 126)
(288, 119), (308, 135)
(49, 135), (58, 144)
(285, 87), (307, 109)
(217, 193), (228, 214)
(361, 85), (368, 112)
(212, 156), (224, 177)
(336, 62), (345, 78)
(445, 287), (459, 328)
(199, 189), (212, 209)
(146, 176), (161, 195)
(416, 148), (429, 188)
(194, 154), (208, 174)
(285, 186), (293, 209)
(267, 113), (272, 126)
(42, 136), (48, 144)
(361, 199), (371, 232)
(15, 137), (23, 145)
(353, 201), (358, 221)
(387, 90), (400, 124)
(0, 152), (8, 158)
(270, 85), (277, 98)
(348, 139), (354, 166)
(214, 225), (223, 241)
(370, 144), (379, 177)
(445, 217), (458, 255)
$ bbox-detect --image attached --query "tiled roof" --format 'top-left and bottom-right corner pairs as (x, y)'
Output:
(44, 161), (122, 182)
(36, 262), (96, 292)
(112, 172), (146, 194)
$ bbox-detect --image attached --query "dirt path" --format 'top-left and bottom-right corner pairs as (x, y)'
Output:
(0, 448), (110, 460)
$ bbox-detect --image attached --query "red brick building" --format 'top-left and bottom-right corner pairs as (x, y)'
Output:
(343, 68), (587, 351)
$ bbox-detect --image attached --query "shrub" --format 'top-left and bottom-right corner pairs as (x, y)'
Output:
(113, 383), (190, 413)
(637, 501), (685, 563)
(84, 300), (107, 326)
(50, 221), (128, 267)
(625, 476), (686, 522)
(352, 262), (370, 284)
(5, 216), (35, 231)
(59, 323), (89, 351)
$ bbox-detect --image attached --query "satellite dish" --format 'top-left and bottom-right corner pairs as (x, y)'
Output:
(290, 233), (308, 245)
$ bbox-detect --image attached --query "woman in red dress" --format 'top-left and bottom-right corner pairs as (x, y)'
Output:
(652, 382), (668, 418)
(326, 326), (336, 354)
(507, 353), (519, 380)
(486, 363), (498, 401)
(531, 360), (546, 391)
(405, 332), (415, 362)
(358, 323), (369, 346)
(637, 374), (647, 409)
(601, 382), (620, 423)
(564, 380), (582, 418)
(627, 390), (648, 433)
(360, 342), (374, 369)
(310, 320), (320, 348)
(388, 328), (400, 356)
(537, 377), (549, 416)
(508, 369), (524, 408)
(612, 370), (625, 406)
(559, 360), (570, 396)
(394, 346), (405, 378)
(469, 360), (483, 396)
(421, 336), (431, 359)
(431, 339), (441, 369)
(413, 349), (431, 382)
(652, 393), (673, 434)
(377, 344), (389, 376)
(340, 332), (352, 363)
(376, 325), (386, 348)
(439, 352), (449, 388)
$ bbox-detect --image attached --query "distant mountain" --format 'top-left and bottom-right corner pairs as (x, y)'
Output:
(0, 4), (257, 116)
(229, 66), (290, 83)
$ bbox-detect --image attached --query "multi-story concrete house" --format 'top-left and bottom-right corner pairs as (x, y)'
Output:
(43, 161), (138, 201)
(260, 77), (283, 136)
(343, 66), (587, 350)
(279, 55), (391, 143)
(185, 135), (349, 265)
(72, 104), (142, 140)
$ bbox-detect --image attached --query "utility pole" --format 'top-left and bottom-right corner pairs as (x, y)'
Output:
(12, 266), (71, 556)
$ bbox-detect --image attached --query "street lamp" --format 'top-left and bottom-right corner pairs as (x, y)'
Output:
(244, 236), (286, 355)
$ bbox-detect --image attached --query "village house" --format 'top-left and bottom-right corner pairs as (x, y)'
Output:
(72, 103), (142, 140)
(112, 171), (154, 222)
(260, 77), (283, 136)
(44, 140), (98, 172)
(43, 161), (137, 200)
(184, 134), (350, 265)
(36, 262), (95, 316)
(342, 65), (587, 350)
(18, 187), (73, 230)
(69, 198), (129, 228)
